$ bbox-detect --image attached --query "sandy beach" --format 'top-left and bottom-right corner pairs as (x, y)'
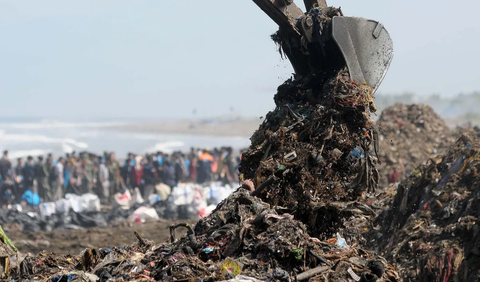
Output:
(105, 118), (262, 138)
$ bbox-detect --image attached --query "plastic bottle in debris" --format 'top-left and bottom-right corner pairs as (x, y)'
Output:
(336, 233), (349, 249)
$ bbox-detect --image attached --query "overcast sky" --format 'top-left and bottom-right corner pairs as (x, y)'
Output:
(1, 0), (479, 119)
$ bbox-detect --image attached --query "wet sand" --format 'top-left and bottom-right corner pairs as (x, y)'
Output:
(7, 220), (196, 255)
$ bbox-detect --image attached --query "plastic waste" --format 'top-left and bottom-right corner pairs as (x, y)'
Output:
(55, 199), (72, 214)
(40, 202), (56, 217)
(148, 194), (161, 206)
(221, 259), (242, 277)
(112, 189), (132, 210)
(59, 193), (100, 214)
(130, 187), (145, 205)
(128, 206), (159, 223)
(352, 147), (365, 158)
(155, 183), (171, 200)
(203, 183), (234, 206)
(336, 233), (349, 249)
(204, 247), (215, 254)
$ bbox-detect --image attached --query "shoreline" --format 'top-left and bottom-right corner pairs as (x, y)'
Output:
(102, 118), (262, 138)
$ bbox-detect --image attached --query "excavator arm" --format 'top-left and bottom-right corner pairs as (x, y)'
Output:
(253, 0), (394, 92)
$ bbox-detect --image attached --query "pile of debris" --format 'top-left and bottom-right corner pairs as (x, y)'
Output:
(4, 5), (405, 281)
(11, 189), (400, 282)
(372, 133), (480, 281)
(376, 103), (453, 188)
(7, 47), (401, 282)
(239, 67), (380, 239)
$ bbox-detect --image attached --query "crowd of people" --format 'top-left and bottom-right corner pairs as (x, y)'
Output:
(0, 147), (241, 207)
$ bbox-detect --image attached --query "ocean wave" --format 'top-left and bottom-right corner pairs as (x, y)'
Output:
(8, 149), (49, 159)
(62, 143), (74, 154)
(76, 131), (102, 138)
(145, 141), (185, 154)
(0, 131), (88, 149)
(0, 120), (126, 130)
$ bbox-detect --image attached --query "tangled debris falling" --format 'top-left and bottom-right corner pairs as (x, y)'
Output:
(373, 133), (480, 281)
(239, 68), (380, 238)
(377, 104), (453, 187)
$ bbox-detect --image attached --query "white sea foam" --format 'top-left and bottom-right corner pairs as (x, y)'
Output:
(8, 149), (49, 159)
(0, 120), (126, 130)
(76, 131), (102, 138)
(145, 141), (185, 154)
(62, 143), (74, 154)
(0, 131), (88, 149)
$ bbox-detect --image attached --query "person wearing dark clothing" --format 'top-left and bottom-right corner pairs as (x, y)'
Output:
(14, 158), (24, 199)
(0, 150), (10, 180)
(187, 148), (197, 182)
(121, 153), (134, 189)
(50, 157), (65, 201)
(225, 148), (237, 185)
(23, 156), (35, 190)
(172, 155), (184, 184)
(162, 160), (176, 189)
(0, 174), (15, 206)
(15, 158), (24, 181)
(142, 156), (156, 200)
(130, 156), (143, 189)
(197, 150), (213, 184)
(107, 152), (122, 196)
(35, 156), (50, 201)
(97, 156), (110, 204)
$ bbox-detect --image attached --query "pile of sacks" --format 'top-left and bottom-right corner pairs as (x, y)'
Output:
(112, 182), (236, 222)
(0, 183), (236, 232)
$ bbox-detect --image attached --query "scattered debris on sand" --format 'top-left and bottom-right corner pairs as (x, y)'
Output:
(13, 189), (400, 281)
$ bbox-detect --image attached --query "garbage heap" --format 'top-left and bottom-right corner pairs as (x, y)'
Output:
(10, 7), (402, 282)
(239, 67), (380, 239)
(373, 133), (480, 281)
(10, 55), (400, 282)
(376, 103), (452, 188)
(12, 189), (400, 282)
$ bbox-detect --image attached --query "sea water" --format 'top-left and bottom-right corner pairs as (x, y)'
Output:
(0, 118), (251, 159)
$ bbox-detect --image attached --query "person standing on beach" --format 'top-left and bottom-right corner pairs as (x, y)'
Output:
(0, 151), (11, 181)
(187, 148), (197, 182)
(142, 155), (156, 200)
(197, 149), (213, 184)
(131, 156), (143, 191)
(172, 153), (185, 184)
(121, 153), (134, 190)
(97, 156), (110, 204)
(35, 156), (49, 201)
(107, 152), (122, 197)
(87, 154), (98, 193)
(162, 159), (176, 190)
(51, 157), (65, 201)
(14, 158), (23, 182)
(226, 147), (237, 185)
(23, 156), (35, 192)
(14, 158), (24, 199)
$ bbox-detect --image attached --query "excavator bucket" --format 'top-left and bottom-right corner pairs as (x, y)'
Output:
(332, 17), (393, 93)
(253, 0), (394, 93)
